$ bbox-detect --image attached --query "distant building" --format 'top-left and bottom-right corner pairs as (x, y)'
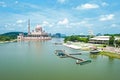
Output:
(89, 36), (110, 44)
(52, 33), (66, 38)
(17, 20), (51, 40)
(89, 36), (120, 44)
(96, 33), (102, 36)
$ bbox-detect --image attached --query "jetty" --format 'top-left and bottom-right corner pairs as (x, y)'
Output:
(69, 53), (82, 55)
(54, 42), (63, 45)
(55, 50), (91, 65)
(66, 54), (83, 61)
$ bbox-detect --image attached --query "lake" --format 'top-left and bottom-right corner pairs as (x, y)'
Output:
(0, 38), (120, 80)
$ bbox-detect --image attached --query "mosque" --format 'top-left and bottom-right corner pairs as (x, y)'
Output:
(17, 20), (51, 40)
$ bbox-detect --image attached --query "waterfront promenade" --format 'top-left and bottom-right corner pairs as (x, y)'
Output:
(63, 42), (120, 54)
(103, 47), (120, 54)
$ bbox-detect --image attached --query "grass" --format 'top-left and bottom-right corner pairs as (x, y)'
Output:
(100, 51), (120, 59)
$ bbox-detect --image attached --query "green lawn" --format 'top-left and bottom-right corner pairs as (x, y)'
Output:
(100, 51), (120, 59)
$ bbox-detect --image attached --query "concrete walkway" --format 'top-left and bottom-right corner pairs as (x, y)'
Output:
(103, 47), (120, 54)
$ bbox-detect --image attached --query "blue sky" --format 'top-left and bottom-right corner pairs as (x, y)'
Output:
(0, 0), (120, 35)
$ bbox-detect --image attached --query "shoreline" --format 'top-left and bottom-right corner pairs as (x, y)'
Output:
(63, 43), (81, 49)
(0, 39), (17, 44)
(63, 42), (120, 59)
(63, 41), (120, 54)
(100, 51), (120, 59)
(63, 42), (96, 51)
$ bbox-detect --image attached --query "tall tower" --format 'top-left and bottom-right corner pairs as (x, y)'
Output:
(28, 19), (30, 35)
(88, 30), (94, 38)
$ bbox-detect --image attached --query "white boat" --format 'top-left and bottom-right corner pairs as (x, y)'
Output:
(90, 49), (100, 54)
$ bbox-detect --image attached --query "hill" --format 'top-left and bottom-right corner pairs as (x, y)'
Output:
(0, 32), (27, 41)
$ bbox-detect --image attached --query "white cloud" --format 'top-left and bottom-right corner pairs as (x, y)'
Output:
(42, 21), (49, 27)
(49, 24), (54, 27)
(15, 1), (19, 4)
(58, 18), (69, 25)
(42, 21), (55, 28)
(101, 2), (109, 7)
(43, 21), (49, 25)
(16, 20), (26, 24)
(70, 20), (93, 28)
(111, 23), (119, 28)
(57, 0), (65, 3)
(75, 3), (99, 10)
(111, 24), (117, 27)
(0, 1), (7, 7)
(4, 23), (16, 31)
(99, 14), (115, 21)
(22, 3), (40, 9)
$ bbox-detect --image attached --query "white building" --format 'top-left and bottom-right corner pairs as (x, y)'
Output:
(89, 36), (120, 45)
(89, 36), (110, 44)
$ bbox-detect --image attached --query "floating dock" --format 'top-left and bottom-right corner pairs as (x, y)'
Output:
(76, 60), (91, 65)
(69, 53), (82, 55)
(66, 54), (83, 61)
(55, 50), (91, 65)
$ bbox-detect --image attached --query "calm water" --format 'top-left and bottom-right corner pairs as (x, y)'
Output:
(0, 38), (120, 80)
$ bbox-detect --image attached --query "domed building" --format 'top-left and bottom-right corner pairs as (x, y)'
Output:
(17, 20), (51, 40)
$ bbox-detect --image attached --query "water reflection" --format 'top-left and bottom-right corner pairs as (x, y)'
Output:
(108, 57), (114, 61)
(89, 54), (98, 59)
(89, 53), (117, 62)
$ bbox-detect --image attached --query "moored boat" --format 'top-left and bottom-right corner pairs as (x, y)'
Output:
(76, 60), (91, 65)
(90, 49), (100, 54)
(55, 50), (68, 58)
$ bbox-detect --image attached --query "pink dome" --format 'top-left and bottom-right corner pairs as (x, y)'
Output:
(36, 25), (41, 29)
(36, 25), (42, 29)
(35, 25), (42, 32)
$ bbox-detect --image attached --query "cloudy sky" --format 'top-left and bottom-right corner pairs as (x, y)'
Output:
(0, 0), (120, 35)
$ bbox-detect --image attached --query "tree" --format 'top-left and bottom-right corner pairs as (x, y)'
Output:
(116, 40), (120, 47)
(109, 36), (115, 46)
(0, 36), (11, 41)
(64, 35), (89, 43)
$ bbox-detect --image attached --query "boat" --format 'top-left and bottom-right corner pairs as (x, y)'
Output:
(55, 50), (68, 58)
(76, 60), (91, 65)
(90, 49), (100, 54)
(54, 43), (62, 45)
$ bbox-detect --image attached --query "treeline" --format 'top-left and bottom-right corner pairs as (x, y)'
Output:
(0, 32), (27, 41)
(0, 36), (12, 41)
(64, 35), (89, 43)
(64, 35), (120, 47)
(104, 33), (120, 36)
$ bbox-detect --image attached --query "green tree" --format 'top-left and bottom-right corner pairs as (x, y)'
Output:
(109, 36), (115, 46)
(64, 35), (89, 43)
(116, 40), (120, 47)
(0, 36), (11, 41)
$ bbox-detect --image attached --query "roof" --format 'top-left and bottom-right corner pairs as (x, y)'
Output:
(90, 36), (110, 41)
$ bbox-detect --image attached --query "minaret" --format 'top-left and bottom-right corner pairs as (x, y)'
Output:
(28, 19), (30, 35)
